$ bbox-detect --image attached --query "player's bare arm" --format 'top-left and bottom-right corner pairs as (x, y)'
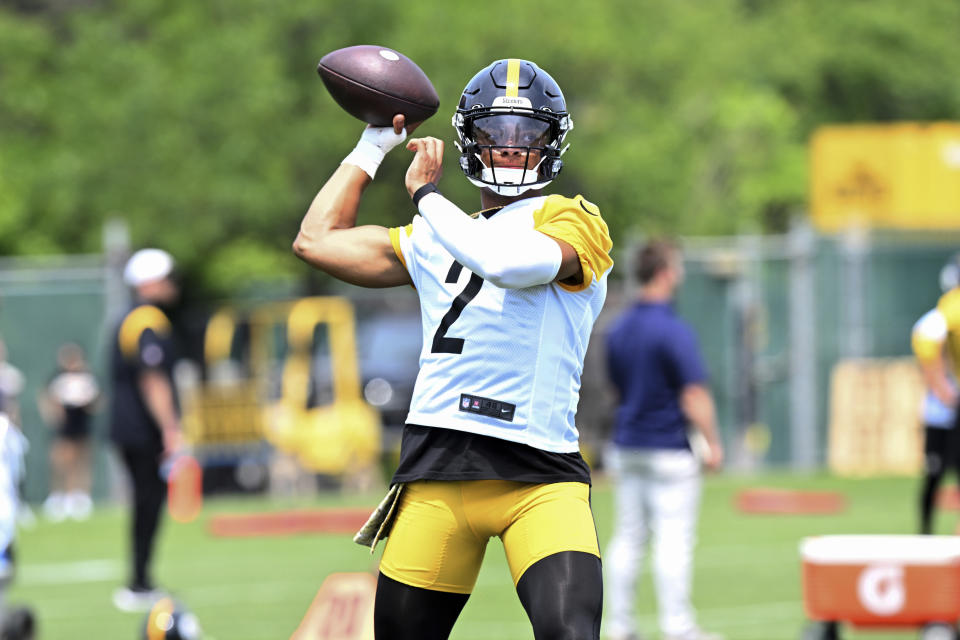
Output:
(681, 383), (724, 471)
(293, 115), (413, 288)
(404, 136), (583, 286)
(920, 357), (959, 407)
(138, 369), (183, 457)
(912, 308), (960, 407)
(553, 241), (585, 283)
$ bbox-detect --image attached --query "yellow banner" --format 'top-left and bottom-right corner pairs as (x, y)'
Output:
(811, 122), (960, 232)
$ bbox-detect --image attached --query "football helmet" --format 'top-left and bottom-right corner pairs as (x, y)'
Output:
(940, 253), (960, 293)
(0, 606), (35, 640)
(453, 59), (573, 196)
(141, 597), (201, 640)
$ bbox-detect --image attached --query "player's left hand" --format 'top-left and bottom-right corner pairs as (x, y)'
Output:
(703, 439), (724, 472)
(405, 137), (444, 198)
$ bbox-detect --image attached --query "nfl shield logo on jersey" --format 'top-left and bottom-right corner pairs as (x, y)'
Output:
(462, 397), (471, 409)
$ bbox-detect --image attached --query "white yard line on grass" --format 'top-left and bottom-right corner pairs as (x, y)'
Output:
(452, 601), (808, 640)
(180, 580), (315, 606)
(638, 600), (806, 640)
(19, 559), (121, 585)
(23, 578), (319, 622)
(697, 599), (805, 625)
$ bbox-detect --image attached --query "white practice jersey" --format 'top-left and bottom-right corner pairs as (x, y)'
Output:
(389, 194), (613, 453)
(913, 307), (959, 428)
(0, 414), (26, 554)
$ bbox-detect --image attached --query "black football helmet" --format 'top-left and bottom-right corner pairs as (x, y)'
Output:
(453, 59), (573, 196)
(941, 252), (960, 293)
(141, 597), (201, 640)
(0, 605), (35, 640)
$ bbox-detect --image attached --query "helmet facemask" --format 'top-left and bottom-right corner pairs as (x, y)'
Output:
(454, 108), (572, 197)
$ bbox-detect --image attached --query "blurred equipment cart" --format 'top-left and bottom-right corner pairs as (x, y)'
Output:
(260, 297), (381, 478)
(801, 535), (960, 640)
(180, 297), (382, 493)
(180, 306), (269, 491)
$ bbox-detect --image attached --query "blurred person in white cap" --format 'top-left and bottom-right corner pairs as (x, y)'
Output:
(109, 248), (183, 612)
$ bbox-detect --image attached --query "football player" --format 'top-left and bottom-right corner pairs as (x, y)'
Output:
(912, 253), (960, 534)
(294, 59), (612, 639)
(110, 248), (184, 611)
(0, 410), (35, 639)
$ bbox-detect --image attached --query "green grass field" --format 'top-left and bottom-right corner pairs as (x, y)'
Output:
(9, 472), (949, 640)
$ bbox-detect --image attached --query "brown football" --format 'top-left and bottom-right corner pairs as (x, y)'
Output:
(317, 45), (439, 127)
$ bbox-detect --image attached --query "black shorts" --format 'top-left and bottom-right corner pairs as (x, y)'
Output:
(56, 424), (91, 442)
(57, 408), (93, 442)
(924, 426), (960, 475)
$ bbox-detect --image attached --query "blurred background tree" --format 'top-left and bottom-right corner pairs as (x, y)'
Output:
(1, 0), (958, 296)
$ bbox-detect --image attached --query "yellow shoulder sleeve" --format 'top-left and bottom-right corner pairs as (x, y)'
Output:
(533, 194), (613, 292)
(912, 333), (943, 362)
(119, 305), (172, 359)
(388, 224), (413, 271)
(912, 308), (948, 362)
(937, 289), (960, 332)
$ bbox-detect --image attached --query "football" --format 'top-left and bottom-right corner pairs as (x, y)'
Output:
(317, 45), (439, 127)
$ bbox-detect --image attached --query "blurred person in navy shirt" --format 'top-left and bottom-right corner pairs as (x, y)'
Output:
(603, 239), (723, 640)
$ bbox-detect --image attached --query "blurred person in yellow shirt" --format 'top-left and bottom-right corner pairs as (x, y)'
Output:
(911, 253), (960, 534)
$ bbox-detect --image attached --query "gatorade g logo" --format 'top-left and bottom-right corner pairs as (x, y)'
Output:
(857, 565), (905, 616)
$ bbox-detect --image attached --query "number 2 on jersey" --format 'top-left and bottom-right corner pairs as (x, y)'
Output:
(432, 261), (483, 354)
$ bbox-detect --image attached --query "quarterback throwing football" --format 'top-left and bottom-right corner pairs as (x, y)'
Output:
(294, 59), (613, 640)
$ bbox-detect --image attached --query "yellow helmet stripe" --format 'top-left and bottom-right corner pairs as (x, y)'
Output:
(505, 59), (521, 98)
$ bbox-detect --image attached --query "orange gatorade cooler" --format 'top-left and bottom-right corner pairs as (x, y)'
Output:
(801, 535), (960, 628)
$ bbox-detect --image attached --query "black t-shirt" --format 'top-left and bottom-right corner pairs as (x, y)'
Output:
(108, 304), (178, 452)
(391, 424), (591, 485)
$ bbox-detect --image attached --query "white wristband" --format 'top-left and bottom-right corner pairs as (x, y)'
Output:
(341, 126), (407, 179)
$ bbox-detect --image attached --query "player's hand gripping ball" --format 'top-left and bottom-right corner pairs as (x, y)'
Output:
(317, 45), (439, 127)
